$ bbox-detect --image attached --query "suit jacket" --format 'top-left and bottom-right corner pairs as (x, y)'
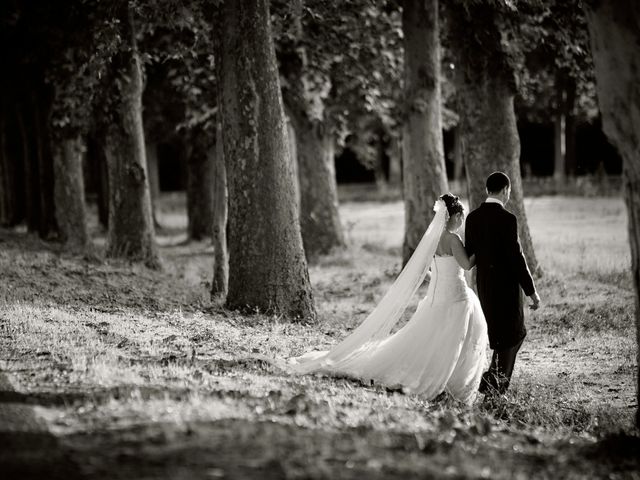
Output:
(465, 202), (535, 350)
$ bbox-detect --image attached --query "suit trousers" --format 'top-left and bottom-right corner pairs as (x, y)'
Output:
(479, 336), (525, 394)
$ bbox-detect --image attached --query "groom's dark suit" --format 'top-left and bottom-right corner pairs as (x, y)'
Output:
(465, 201), (535, 393)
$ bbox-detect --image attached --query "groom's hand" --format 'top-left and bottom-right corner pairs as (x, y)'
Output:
(528, 292), (541, 310)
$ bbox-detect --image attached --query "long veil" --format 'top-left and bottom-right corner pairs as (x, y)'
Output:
(290, 199), (449, 373)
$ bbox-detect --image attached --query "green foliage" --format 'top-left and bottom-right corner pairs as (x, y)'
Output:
(444, 0), (597, 123)
(515, 0), (598, 122)
(273, 0), (403, 145)
(5, 0), (218, 143)
(0, 1), (114, 139)
(139, 1), (217, 144)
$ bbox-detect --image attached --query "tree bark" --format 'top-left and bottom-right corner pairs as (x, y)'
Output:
(553, 72), (566, 183)
(401, 0), (449, 264)
(373, 128), (389, 189)
(88, 132), (110, 229)
(585, 0), (640, 428)
(53, 136), (90, 249)
(285, 116), (301, 211)
(186, 136), (214, 240)
(449, 3), (539, 274)
(105, 6), (159, 268)
(211, 123), (228, 298)
(293, 118), (345, 257)
(146, 140), (161, 228)
(214, 0), (315, 320)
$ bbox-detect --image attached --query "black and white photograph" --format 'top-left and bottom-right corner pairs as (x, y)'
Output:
(0, 0), (639, 478)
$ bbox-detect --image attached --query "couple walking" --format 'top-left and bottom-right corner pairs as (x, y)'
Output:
(291, 172), (541, 403)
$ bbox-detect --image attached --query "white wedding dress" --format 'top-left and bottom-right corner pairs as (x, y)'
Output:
(290, 200), (488, 404)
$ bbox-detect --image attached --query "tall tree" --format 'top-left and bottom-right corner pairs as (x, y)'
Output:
(274, 1), (404, 255)
(87, 131), (110, 229)
(32, 91), (57, 240)
(104, 5), (159, 267)
(47, 2), (103, 250)
(401, 0), (448, 264)
(0, 95), (22, 227)
(139, 4), (218, 241)
(585, 0), (640, 428)
(515, 0), (596, 180)
(53, 137), (89, 249)
(186, 135), (214, 240)
(447, 1), (539, 274)
(277, 0), (345, 258)
(213, 0), (315, 319)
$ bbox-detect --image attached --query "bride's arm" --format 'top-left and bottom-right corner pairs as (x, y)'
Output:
(451, 234), (475, 270)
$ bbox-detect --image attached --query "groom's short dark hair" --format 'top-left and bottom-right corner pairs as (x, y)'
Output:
(486, 172), (510, 194)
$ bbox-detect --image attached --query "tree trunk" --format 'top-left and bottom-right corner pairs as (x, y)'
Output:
(214, 0), (315, 320)
(285, 116), (301, 211)
(585, 0), (640, 428)
(0, 100), (14, 226)
(96, 139), (110, 230)
(186, 136), (214, 240)
(452, 126), (464, 181)
(16, 104), (40, 233)
(146, 140), (161, 228)
(32, 92), (57, 240)
(388, 136), (402, 186)
(0, 100), (22, 226)
(294, 118), (345, 257)
(373, 131), (389, 190)
(449, 3), (539, 274)
(565, 76), (577, 177)
(53, 136), (90, 249)
(553, 72), (566, 183)
(105, 6), (159, 268)
(211, 123), (228, 298)
(401, 0), (448, 264)
(86, 132), (109, 229)
(280, 0), (345, 258)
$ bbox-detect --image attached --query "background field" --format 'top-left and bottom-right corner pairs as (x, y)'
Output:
(0, 193), (638, 478)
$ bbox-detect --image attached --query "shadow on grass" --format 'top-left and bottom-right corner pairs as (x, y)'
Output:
(0, 385), (195, 408)
(0, 228), (211, 316)
(0, 372), (84, 480)
(0, 430), (83, 480)
(56, 418), (640, 480)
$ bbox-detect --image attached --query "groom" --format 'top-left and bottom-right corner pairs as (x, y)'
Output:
(465, 171), (540, 395)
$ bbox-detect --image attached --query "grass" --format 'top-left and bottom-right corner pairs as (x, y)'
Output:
(0, 192), (638, 478)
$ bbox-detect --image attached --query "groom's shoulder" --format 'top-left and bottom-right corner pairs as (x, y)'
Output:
(469, 203), (514, 222)
(466, 207), (481, 222)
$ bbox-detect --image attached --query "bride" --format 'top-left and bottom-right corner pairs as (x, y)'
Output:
(290, 194), (488, 404)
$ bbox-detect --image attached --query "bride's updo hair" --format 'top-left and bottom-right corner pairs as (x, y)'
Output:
(440, 193), (464, 216)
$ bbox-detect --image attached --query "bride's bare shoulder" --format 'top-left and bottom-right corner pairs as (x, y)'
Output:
(441, 230), (462, 243)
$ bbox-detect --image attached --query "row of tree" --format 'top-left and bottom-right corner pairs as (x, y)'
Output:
(0, 0), (595, 301)
(0, 0), (638, 426)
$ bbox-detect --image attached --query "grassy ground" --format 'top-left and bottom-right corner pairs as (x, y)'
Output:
(0, 191), (638, 479)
